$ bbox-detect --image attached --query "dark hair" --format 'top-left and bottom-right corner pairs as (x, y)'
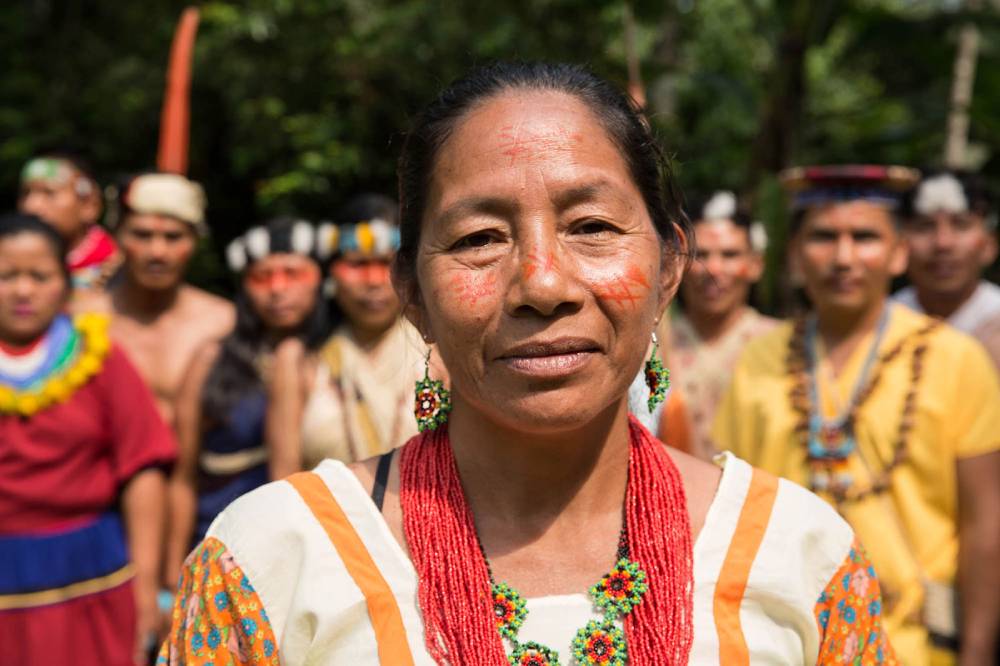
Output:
(901, 170), (995, 221)
(0, 212), (71, 285)
(338, 192), (400, 227)
(394, 61), (691, 298)
(200, 217), (330, 424)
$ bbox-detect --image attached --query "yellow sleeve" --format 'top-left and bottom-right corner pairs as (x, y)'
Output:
(947, 338), (1000, 459)
(157, 537), (280, 666)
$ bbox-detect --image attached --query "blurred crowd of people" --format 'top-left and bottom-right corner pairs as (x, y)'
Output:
(1, 133), (998, 663)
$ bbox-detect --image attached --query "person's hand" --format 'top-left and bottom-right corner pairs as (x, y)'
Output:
(134, 580), (159, 664)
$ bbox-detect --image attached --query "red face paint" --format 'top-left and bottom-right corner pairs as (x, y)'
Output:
(496, 124), (584, 166)
(448, 272), (497, 308)
(332, 259), (392, 286)
(521, 251), (556, 280)
(245, 263), (320, 292)
(591, 264), (651, 308)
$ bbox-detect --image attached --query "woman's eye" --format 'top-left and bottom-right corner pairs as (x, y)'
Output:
(452, 232), (500, 250)
(574, 219), (616, 235)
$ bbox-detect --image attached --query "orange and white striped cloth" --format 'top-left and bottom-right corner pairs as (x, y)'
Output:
(159, 454), (895, 664)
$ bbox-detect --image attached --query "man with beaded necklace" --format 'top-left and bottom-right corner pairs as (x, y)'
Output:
(713, 165), (1000, 665)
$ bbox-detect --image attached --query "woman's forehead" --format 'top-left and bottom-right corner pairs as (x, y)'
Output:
(428, 90), (638, 212)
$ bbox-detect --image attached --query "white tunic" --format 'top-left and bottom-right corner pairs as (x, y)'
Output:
(200, 453), (857, 664)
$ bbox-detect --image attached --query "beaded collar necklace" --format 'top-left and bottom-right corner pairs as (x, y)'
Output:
(475, 503), (648, 665)
(0, 314), (111, 416)
(787, 309), (938, 503)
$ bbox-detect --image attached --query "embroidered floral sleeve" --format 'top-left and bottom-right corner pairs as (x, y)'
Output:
(157, 537), (279, 666)
(814, 538), (898, 665)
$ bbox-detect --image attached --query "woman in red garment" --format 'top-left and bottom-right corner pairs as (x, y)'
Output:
(0, 213), (176, 665)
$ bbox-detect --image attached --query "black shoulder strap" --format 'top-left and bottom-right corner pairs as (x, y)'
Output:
(371, 449), (394, 513)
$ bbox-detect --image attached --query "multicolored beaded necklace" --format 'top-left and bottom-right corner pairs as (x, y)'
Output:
(0, 313), (111, 416)
(787, 308), (938, 503)
(801, 306), (890, 492)
(481, 520), (647, 666)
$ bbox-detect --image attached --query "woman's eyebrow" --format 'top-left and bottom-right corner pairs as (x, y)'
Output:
(551, 180), (619, 210)
(436, 196), (518, 227)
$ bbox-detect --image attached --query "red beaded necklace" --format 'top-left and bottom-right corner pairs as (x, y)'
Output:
(400, 416), (693, 665)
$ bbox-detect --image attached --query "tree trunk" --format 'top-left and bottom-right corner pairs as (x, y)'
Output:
(944, 0), (981, 170)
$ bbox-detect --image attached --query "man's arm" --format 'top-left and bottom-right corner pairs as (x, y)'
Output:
(956, 450), (1000, 665)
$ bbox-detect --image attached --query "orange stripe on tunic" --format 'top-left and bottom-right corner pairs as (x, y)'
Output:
(287, 472), (416, 666)
(713, 468), (779, 665)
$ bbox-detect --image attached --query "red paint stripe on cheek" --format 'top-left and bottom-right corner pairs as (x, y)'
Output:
(447, 273), (498, 308)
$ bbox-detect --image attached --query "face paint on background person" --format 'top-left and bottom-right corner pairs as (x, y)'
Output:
(243, 255), (320, 330)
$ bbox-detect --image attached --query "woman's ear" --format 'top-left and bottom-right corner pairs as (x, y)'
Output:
(656, 223), (688, 315)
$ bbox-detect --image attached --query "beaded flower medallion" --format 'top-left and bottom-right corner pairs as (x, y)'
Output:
(492, 582), (528, 640)
(491, 555), (647, 665)
(643, 355), (669, 413)
(413, 375), (451, 431)
(571, 620), (628, 666)
(509, 641), (561, 666)
(590, 558), (648, 617)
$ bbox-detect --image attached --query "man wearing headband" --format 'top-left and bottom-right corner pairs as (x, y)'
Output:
(18, 150), (121, 291)
(84, 172), (234, 425)
(894, 172), (1000, 360)
(660, 190), (776, 459)
(713, 165), (1000, 664)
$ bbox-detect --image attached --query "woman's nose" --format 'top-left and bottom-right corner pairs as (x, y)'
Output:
(507, 240), (584, 318)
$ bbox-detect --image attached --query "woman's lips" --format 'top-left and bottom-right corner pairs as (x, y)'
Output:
(496, 338), (600, 378)
(501, 350), (596, 376)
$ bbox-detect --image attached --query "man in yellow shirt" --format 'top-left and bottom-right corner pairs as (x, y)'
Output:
(713, 165), (1000, 665)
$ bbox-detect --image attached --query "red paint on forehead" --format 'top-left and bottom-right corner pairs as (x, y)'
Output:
(496, 124), (585, 166)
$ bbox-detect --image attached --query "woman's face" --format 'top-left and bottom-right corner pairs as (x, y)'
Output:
(408, 90), (680, 432)
(243, 253), (321, 333)
(0, 232), (68, 345)
(331, 251), (401, 338)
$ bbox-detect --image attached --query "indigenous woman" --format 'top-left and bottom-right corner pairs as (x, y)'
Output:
(0, 213), (176, 665)
(164, 217), (328, 587)
(161, 63), (895, 665)
(269, 194), (429, 469)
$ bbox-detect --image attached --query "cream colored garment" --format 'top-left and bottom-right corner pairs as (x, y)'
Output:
(300, 320), (425, 467)
(202, 453), (855, 664)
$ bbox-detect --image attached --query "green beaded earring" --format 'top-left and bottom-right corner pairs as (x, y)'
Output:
(644, 331), (670, 413)
(414, 348), (451, 431)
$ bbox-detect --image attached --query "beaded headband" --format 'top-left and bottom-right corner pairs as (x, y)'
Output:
(315, 218), (401, 260)
(780, 165), (920, 212)
(225, 220), (319, 272)
(20, 158), (94, 198)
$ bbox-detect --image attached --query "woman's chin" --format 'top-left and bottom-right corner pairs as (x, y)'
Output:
(464, 389), (621, 436)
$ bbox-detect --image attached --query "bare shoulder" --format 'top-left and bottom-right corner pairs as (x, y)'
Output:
(664, 444), (722, 540)
(179, 286), (236, 333)
(188, 339), (223, 377)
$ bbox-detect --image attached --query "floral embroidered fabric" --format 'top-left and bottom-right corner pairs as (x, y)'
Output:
(158, 537), (279, 666)
(814, 539), (898, 665)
